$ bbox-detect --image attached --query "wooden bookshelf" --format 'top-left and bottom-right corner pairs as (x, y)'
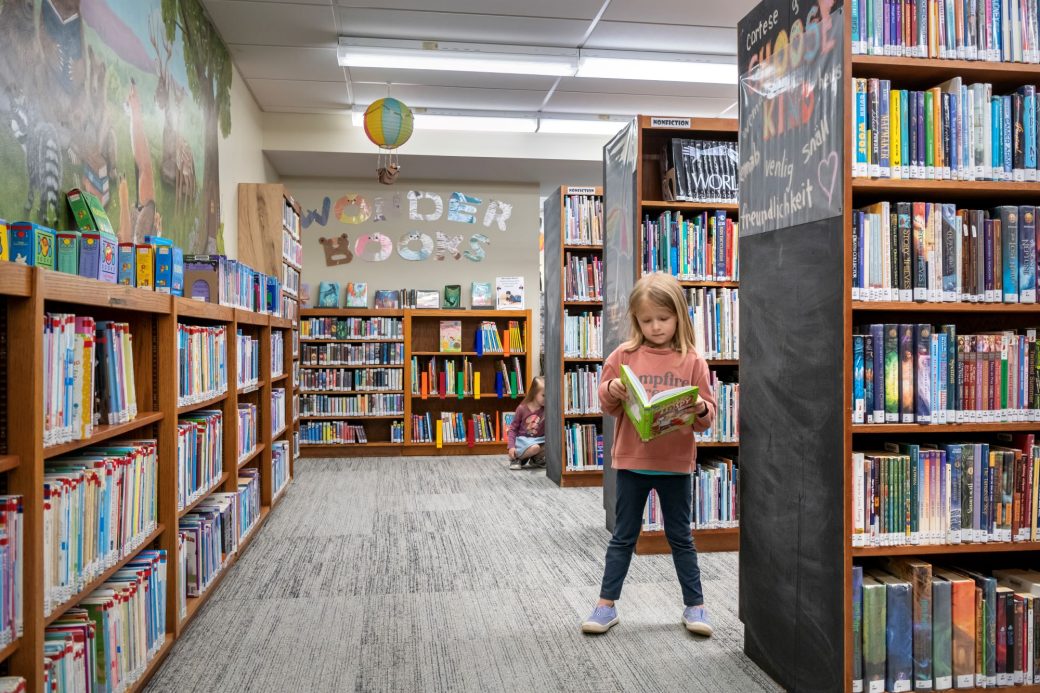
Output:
(602, 117), (741, 554)
(0, 267), (298, 691)
(543, 186), (605, 488)
(298, 308), (530, 456)
(737, 5), (1040, 692)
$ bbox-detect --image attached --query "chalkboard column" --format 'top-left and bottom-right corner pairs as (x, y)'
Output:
(737, 1), (849, 691)
(601, 122), (639, 527)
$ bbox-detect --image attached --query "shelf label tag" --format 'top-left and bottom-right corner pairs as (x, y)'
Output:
(650, 117), (691, 129)
(565, 187), (597, 195)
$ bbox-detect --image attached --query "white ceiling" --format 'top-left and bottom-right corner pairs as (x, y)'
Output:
(202, 0), (756, 188)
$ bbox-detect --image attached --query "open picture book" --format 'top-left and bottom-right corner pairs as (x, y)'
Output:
(619, 364), (700, 442)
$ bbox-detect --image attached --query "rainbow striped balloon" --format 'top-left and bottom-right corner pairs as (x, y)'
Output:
(363, 98), (414, 149)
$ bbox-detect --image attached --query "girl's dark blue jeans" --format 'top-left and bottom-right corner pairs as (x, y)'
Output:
(599, 468), (704, 606)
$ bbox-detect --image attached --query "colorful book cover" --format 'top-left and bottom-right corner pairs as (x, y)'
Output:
(854, 565), (864, 692)
(863, 575), (887, 693)
(997, 206), (1020, 302)
(443, 284), (461, 309)
(471, 282), (493, 307)
(153, 244), (173, 293)
(373, 290), (400, 309)
(117, 243), (135, 286)
(883, 557), (934, 688)
(79, 231), (101, 279)
(870, 571), (913, 693)
(10, 222), (54, 269)
(0, 219), (8, 262)
(933, 574), (954, 690)
(316, 282), (339, 307)
(172, 247), (184, 296)
(854, 335), (866, 423)
(1019, 206), (1037, 303)
(900, 323), (914, 422)
(885, 323), (899, 422)
(98, 232), (117, 283)
(934, 568), (976, 688)
(495, 276), (525, 310)
(415, 290), (439, 309)
(864, 333), (875, 423)
(619, 364), (698, 442)
(56, 230), (78, 274)
(439, 320), (462, 353)
(915, 323), (932, 423)
(345, 282), (368, 308)
(135, 244), (154, 290)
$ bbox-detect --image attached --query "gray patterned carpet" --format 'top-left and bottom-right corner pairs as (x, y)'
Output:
(144, 456), (782, 693)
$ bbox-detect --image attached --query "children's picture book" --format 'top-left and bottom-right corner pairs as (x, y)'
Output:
(501, 411), (516, 433)
(495, 276), (525, 310)
(317, 282), (340, 307)
(439, 320), (462, 352)
(471, 281), (493, 307)
(415, 289), (440, 309)
(619, 364), (699, 442)
(374, 289), (400, 308)
(443, 284), (461, 309)
(345, 282), (368, 308)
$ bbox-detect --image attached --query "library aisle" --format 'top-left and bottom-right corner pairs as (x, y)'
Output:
(142, 456), (779, 693)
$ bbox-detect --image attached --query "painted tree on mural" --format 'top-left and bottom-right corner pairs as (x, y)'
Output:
(162, 0), (231, 252)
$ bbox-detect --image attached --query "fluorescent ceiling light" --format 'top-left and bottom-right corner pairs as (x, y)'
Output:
(338, 37), (578, 77)
(338, 37), (736, 84)
(576, 50), (737, 84)
(537, 118), (628, 135)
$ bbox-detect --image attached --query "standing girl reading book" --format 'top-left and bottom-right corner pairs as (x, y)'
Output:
(581, 272), (716, 637)
(507, 376), (546, 470)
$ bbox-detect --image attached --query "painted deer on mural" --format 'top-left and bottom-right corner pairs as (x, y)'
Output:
(150, 18), (196, 216)
(124, 78), (158, 241)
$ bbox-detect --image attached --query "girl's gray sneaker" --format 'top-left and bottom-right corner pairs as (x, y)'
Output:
(682, 605), (713, 636)
(581, 605), (618, 634)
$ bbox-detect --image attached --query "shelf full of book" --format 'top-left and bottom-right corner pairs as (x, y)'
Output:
(602, 116), (741, 555)
(738, 1), (1040, 691)
(0, 265), (295, 692)
(543, 186), (606, 487)
(297, 308), (531, 456)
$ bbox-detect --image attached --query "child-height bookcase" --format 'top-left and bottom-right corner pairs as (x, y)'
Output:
(1, 265), (294, 691)
(603, 116), (740, 555)
(298, 308), (531, 457)
(543, 186), (605, 487)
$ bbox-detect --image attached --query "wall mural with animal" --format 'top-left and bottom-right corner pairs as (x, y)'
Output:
(0, 0), (232, 253)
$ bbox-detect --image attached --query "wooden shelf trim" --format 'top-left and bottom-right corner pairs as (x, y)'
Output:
(564, 356), (603, 362)
(45, 524), (165, 626)
(851, 541), (1040, 557)
(853, 300), (1040, 313)
(563, 244), (604, 250)
(177, 391), (229, 414)
(237, 380), (266, 395)
(271, 373), (289, 383)
(174, 297), (234, 322)
(0, 456), (19, 474)
(300, 364), (404, 369)
(853, 422), (1040, 433)
(564, 412), (603, 418)
(696, 441), (740, 448)
(0, 263), (33, 297)
(299, 389), (405, 395)
(0, 638), (19, 666)
(300, 338), (403, 344)
(408, 441), (505, 448)
(44, 273), (171, 313)
(127, 634), (175, 693)
(851, 54), (1040, 86)
(180, 557), (234, 630)
(679, 279), (739, 288)
(299, 414), (404, 420)
(852, 177), (1040, 199)
(411, 351), (527, 356)
(43, 412), (164, 459)
(272, 425), (289, 440)
(641, 200), (739, 212)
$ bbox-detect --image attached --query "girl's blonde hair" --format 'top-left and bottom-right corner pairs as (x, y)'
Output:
(623, 272), (697, 355)
(522, 375), (545, 406)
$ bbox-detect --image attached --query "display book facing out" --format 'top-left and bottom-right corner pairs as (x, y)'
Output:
(737, 1), (1040, 692)
(542, 186), (607, 488)
(602, 116), (740, 556)
(297, 308), (531, 456)
(0, 263), (295, 692)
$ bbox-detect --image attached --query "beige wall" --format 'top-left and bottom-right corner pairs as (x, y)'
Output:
(287, 177), (542, 367)
(219, 65), (278, 259)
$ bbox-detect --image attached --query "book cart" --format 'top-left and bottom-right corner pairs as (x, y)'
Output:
(603, 116), (741, 555)
(298, 308), (531, 457)
(543, 185), (606, 487)
(738, 0), (1040, 690)
(0, 266), (295, 691)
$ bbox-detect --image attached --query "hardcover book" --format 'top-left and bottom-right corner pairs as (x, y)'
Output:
(443, 284), (461, 309)
(471, 282), (493, 307)
(495, 276), (525, 310)
(317, 282), (339, 308)
(619, 364), (699, 442)
(56, 231), (79, 274)
(373, 290), (400, 309)
(439, 320), (462, 353)
(345, 282), (368, 308)
(415, 290), (439, 309)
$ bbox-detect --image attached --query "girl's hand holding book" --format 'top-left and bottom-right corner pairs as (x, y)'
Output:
(607, 378), (627, 400)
